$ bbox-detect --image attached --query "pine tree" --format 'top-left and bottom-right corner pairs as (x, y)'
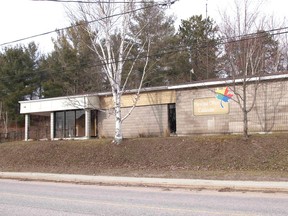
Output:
(178, 15), (220, 81)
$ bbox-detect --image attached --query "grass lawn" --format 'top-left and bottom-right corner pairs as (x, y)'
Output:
(1, 134), (288, 181)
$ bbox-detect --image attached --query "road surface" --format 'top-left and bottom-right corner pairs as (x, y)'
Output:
(0, 179), (287, 216)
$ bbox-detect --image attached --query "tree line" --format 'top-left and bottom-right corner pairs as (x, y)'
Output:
(0, 0), (286, 141)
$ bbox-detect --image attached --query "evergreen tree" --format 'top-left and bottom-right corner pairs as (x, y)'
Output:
(0, 42), (41, 123)
(178, 15), (220, 81)
(127, 0), (176, 87)
(42, 22), (105, 98)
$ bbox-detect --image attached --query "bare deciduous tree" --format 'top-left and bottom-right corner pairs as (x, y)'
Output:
(220, 0), (282, 139)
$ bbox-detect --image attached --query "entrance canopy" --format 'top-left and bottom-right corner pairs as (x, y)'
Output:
(19, 94), (100, 115)
(19, 94), (100, 141)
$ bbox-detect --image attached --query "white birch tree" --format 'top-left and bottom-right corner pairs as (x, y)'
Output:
(66, 0), (161, 144)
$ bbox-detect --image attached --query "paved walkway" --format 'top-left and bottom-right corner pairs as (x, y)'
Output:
(1, 172), (288, 192)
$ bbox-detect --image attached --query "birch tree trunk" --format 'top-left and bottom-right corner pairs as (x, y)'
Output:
(114, 93), (122, 144)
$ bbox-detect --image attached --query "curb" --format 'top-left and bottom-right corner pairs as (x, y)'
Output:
(1, 172), (288, 192)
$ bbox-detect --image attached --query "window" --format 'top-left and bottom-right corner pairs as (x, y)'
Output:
(54, 110), (92, 138)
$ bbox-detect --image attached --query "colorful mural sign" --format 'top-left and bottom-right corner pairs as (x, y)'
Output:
(193, 98), (229, 116)
(215, 87), (233, 108)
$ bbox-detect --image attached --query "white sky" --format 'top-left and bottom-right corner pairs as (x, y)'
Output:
(0, 0), (287, 53)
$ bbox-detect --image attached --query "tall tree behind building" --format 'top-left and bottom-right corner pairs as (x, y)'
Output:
(127, 0), (176, 87)
(178, 15), (221, 81)
(0, 42), (41, 129)
(41, 22), (105, 98)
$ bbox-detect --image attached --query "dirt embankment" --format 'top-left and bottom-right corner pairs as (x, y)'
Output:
(0, 134), (287, 181)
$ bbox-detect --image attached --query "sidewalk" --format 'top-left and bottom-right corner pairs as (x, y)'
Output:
(1, 172), (288, 193)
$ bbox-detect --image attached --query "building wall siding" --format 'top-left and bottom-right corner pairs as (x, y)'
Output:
(176, 88), (235, 135)
(248, 81), (288, 133)
(176, 80), (288, 135)
(98, 104), (169, 138)
(22, 77), (288, 140)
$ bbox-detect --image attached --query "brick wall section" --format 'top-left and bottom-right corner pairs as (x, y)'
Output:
(98, 104), (169, 138)
(176, 80), (288, 135)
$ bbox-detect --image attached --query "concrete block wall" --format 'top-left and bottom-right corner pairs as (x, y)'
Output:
(247, 81), (288, 133)
(98, 104), (169, 138)
(176, 80), (288, 135)
(176, 88), (241, 135)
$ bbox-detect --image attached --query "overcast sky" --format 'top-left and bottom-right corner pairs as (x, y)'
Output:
(0, 0), (287, 53)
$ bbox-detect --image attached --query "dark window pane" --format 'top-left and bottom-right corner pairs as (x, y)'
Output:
(55, 111), (64, 138)
(65, 111), (75, 137)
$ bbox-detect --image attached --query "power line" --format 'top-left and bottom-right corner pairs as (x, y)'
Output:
(1, 0), (286, 48)
(32, 0), (177, 5)
(1, 17), (287, 50)
(224, 26), (288, 41)
(1, 27), (287, 84)
(222, 29), (288, 46)
(1, 26), (288, 68)
(1, 26), (288, 74)
(32, 0), (154, 3)
(0, 2), (161, 47)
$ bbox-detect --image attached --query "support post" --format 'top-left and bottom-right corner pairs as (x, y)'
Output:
(85, 109), (91, 139)
(24, 114), (30, 141)
(50, 112), (54, 140)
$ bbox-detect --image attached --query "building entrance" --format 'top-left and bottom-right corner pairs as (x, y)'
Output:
(168, 104), (176, 134)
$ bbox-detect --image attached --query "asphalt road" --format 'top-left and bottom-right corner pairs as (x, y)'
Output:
(0, 179), (287, 216)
